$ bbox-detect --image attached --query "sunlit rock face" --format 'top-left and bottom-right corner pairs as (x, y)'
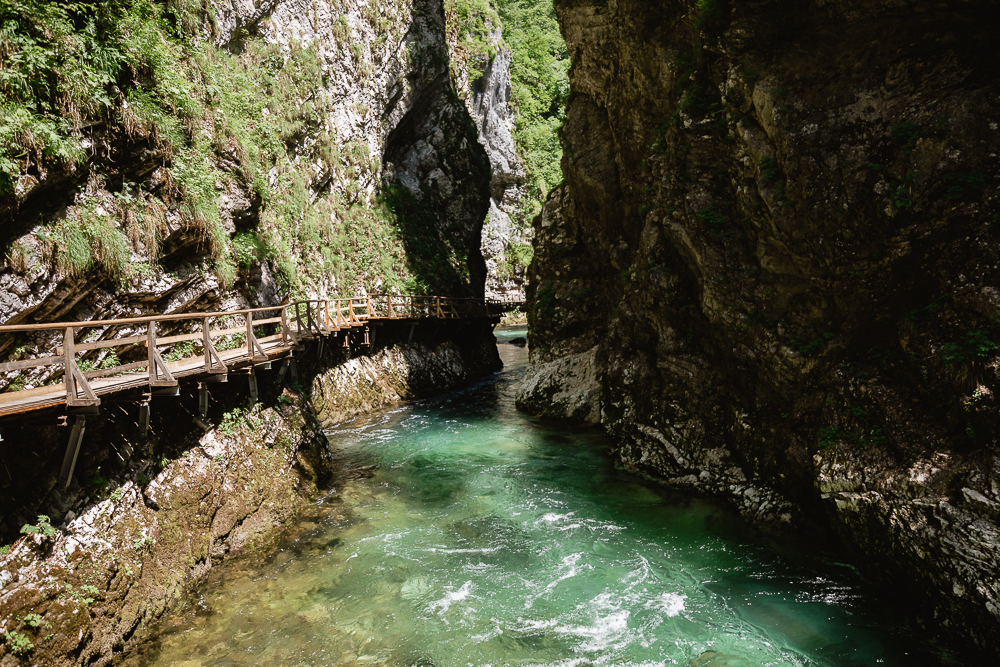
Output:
(466, 45), (530, 300)
(0, 0), (491, 362)
(520, 0), (1000, 654)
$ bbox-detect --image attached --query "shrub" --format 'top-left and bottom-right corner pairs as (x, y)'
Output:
(942, 330), (996, 367)
(510, 240), (533, 268)
(20, 515), (56, 539)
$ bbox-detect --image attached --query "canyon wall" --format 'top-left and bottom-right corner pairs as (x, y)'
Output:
(446, 14), (529, 299)
(0, 0), (510, 662)
(518, 0), (1000, 655)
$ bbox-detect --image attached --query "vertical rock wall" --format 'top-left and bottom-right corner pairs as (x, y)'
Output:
(446, 16), (530, 300)
(468, 46), (530, 300)
(519, 0), (1000, 655)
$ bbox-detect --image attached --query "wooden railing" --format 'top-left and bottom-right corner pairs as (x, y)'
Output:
(0, 294), (523, 416)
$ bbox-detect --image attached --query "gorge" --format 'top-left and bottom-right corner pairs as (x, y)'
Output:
(1, 0), (999, 664)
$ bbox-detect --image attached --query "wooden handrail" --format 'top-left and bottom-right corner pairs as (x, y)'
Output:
(0, 304), (287, 333)
(0, 295), (522, 414)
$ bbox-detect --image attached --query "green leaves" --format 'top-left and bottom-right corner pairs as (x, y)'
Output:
(942, 330), (997, 367)
(19, 514), (56, 539)
(0, 0), (131, 193)
(494, 0), (569, 212)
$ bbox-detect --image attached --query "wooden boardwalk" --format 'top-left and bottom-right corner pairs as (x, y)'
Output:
(0, 295), (523, 420)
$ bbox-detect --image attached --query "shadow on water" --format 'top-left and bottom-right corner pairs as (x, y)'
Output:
(126, 335), (964, 667)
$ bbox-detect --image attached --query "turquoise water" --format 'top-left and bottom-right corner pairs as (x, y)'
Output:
(138, 330), (951, 667)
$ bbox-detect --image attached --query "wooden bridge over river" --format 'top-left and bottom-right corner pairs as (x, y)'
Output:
(0, 295), (523, 490)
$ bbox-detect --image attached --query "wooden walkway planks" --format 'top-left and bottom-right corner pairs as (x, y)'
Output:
(0, 295), (524, 419)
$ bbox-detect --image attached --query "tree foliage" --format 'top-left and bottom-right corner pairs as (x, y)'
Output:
(493, 0), (569, 219)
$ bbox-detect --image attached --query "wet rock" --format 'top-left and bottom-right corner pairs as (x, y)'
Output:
(311, 337), (501, 428)
(516, 345), (601, 423)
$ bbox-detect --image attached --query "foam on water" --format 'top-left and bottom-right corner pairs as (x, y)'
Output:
(134, 333), (954, 667)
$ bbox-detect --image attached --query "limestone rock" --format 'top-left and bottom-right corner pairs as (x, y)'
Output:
(516, 345), (601, 423)
(527, 0), (1000, 654)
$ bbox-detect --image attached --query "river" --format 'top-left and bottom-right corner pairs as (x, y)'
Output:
(133, 329), (954, 666)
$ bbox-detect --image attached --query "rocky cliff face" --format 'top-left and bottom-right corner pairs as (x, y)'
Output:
(519, 0), (1000, 655)
(468, 46), (531, 300)
(445, 12), (530, 300)
(0, 0), (492, 390)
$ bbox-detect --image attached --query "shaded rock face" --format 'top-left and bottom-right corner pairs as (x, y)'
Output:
(520, 0), (1000, 655)
(311, 325), (502, 427)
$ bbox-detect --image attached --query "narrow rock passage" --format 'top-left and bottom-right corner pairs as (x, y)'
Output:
(128, 331), (955, 667)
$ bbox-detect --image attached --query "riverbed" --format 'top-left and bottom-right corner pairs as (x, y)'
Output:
(129, 329), (954, 666)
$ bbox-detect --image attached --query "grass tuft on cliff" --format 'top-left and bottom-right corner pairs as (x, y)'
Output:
(0, 0), (436, 296)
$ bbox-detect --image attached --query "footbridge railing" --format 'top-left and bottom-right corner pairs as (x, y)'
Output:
(0, 293), (523, 492)
(0, 294), (523, 419)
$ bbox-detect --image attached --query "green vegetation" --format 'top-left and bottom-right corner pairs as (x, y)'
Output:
(818, 406), (887, 450)
(21, 613), (42, 629)
(380, 185), (474, 292)
(493, 0), (569, 218)
(19, 515), (56, 539)
(494, 239), (532, 280)
(758, 156), (781, 183)
(789, 331), (835, 356)
(445, 0), (501, 81)
(133, 534), (155, 550)
(2, 630), (33, 656)
(889, 122), (921, 154)
(1, 0), (431, 296)
(942, 330), (996, 367)
(163, 340), (196, 362)
(85, 468), (109, 493)
(696, 207), (726, 232)
(941, 171), (986, 200)
(694, 0), (726, 31)
(532, 283), (557, 325)
(219, 406), (248, 436)
(62, 582), (99, 604)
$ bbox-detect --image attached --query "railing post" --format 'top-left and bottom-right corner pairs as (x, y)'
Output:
(281, 306), (289, 345)
(203, 316), (212, 369)
(245, 311), (253, 361)
(367, 297), (372, 319)
(147, 322), (156, 384)
(63, 326), (76, 404)
(147, 321), (177, 387)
